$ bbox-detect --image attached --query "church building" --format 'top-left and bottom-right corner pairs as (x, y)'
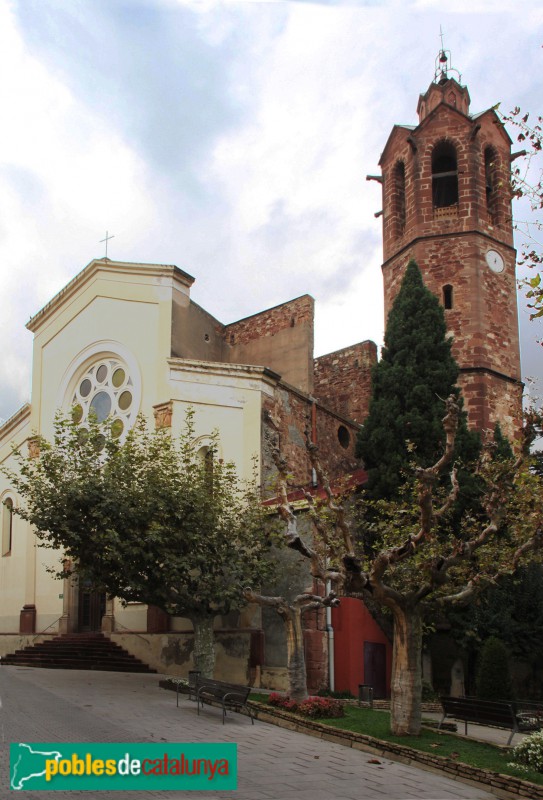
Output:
(0, 52), (522, 696)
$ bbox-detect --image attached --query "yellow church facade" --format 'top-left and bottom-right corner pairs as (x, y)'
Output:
(0, 256), (369, 687)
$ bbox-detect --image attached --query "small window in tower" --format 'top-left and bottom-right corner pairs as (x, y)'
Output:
(484, 147), (500, 225)
(432, 141), (458, 210)
(394, 161), (406, 237)
(443, 285), (453, 310)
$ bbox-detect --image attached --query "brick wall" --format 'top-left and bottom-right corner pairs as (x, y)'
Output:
(313, 341), (377, 424)
(378, 81), (522, 438)
(223, 296), (314, 393)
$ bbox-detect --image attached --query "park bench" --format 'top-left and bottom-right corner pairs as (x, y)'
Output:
(439, 696), (543, 745)
(195, 678), (254, 725)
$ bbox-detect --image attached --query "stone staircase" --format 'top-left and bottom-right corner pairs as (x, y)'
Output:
(0, 633), (157, 673)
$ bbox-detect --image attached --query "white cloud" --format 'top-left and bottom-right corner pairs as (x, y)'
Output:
(0, 0), (541, 421)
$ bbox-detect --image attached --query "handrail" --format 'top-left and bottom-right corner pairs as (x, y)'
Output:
(32, 616), (63, 642)
(112, 620), (151, 644)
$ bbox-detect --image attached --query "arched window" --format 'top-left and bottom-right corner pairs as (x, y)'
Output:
(432, 141), (458, 209)
(443, 285), (453, 310)
(484, 147), (500, 225)
(2, 497), (14, 556)
(393, 161), (406, 236)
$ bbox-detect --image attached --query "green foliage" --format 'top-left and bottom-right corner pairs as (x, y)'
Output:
(476, 636), (513, 700)
(5, 410), (277, 620)
(448, 564), (543, 665)
(316, 688), (355, 700)
(317, 706), (543, 784)
(493, 423), (514, 460)
(510, 731), (543, 773)
(421, 680), (439, 703)
(356, 259), (479, 501)
(498, 108), (543, 320)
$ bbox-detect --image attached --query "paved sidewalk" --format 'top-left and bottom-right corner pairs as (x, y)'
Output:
(1, 667), (496, 800)
(422, 711), (527, 748)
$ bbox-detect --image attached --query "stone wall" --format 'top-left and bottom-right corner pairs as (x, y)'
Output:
(313, 341), (377, 424)
(262, 382), (360, 491)
(223, 296), (315, 393)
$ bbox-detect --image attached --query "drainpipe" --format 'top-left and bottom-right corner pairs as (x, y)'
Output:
(311, 395), (335, 691)
(326, 579), (335, 693)
(311, 397), (318, 487)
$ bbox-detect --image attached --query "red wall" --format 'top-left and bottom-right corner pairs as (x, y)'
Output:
(332, 598), (392, 698)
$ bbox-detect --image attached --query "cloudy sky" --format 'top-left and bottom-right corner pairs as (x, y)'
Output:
(0, 0), (542, 423)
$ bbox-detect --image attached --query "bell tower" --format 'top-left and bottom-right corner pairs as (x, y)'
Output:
(376, 48), (523, 440)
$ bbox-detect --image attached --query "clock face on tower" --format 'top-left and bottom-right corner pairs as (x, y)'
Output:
(485, 249), (505, 274)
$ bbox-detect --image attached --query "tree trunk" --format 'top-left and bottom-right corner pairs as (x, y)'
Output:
(283, 606), (309, 702)
(190, 614), (215, 678)
(390, 604), (422, 735)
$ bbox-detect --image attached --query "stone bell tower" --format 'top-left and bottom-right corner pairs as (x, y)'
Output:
(375, 49), (523, 441)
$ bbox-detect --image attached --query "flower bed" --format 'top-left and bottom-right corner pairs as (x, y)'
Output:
(268, 693), (344, 719)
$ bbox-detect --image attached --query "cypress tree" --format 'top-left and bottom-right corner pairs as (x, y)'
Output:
(476, 636), (514, 700)
(357, 259), (479, 500)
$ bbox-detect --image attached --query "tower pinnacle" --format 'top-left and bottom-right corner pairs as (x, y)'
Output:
(434, 27), (462, 85)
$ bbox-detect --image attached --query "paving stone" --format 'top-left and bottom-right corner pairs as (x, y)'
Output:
(0, 667), (498, 800)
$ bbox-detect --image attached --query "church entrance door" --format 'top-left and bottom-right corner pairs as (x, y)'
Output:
(78, 584), (106, 632)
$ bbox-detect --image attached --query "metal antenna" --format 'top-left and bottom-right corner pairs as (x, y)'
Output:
(99, 231), (115, 259)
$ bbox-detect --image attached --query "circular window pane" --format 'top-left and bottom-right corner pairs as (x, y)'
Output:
(118, 391), (132, 411)
(111, 418), (124, 438)
(71, 357), (135, 440)
(112, 368), (125, 388)
(94, 433), (106, 453)
(79, 379), (92, 398)
(89, 392), (112, 422)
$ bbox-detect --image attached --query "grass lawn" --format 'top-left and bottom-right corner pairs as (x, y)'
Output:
(251, 696), (542, 786)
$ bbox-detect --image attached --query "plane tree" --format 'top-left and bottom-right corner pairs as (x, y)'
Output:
(343, 395), (543, 735)
(4, 410), (276, 678)
(499, 107), (543, 318)
(244, 436), (343, 702)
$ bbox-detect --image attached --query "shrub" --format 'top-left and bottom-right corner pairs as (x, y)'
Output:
(509, 730), (543, 773)
(422, 680), (439, 702)
(268, 693), (298, 712)
(267, 693), (344, 718)
(297, 696), (344, 718)
(476, 636), (513, 700)
(317, 688), (355, 699)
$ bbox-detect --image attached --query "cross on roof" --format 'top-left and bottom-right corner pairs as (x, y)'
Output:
(99, 231), (115, 259)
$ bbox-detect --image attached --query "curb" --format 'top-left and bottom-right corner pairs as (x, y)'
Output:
(247, 702), (543, 800)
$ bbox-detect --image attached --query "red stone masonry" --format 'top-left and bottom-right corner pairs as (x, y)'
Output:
(378, 76), (523, 441)
(223, 295), (314, 346)
(261, 382), (360, 494)
(313, 341), (377, 424)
